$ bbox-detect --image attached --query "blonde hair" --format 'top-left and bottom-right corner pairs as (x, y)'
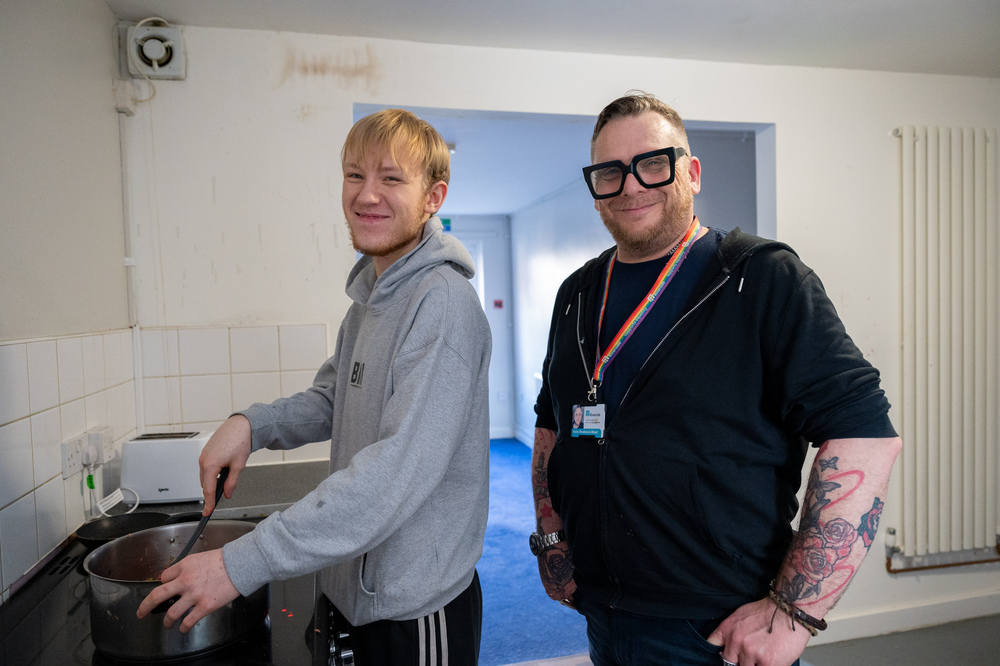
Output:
(341, 109), (450, 189)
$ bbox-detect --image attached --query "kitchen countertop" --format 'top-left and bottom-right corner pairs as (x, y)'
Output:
(106, 460), (330, 520)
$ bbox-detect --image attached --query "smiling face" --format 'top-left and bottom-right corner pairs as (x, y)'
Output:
(342, 145), (447, 275)
(591, 112), (701, 263)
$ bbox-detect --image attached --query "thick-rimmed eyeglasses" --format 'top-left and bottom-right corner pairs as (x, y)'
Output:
(582, 147), (688, 200)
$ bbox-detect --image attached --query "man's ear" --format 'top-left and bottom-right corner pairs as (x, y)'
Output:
(687, 156), (702, 195)
(425, 180), (448, 214)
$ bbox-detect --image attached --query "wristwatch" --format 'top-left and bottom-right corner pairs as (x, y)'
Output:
(529, 530), (565, 556)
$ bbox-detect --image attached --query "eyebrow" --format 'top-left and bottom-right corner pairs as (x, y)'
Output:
(342, 160), (409, 175)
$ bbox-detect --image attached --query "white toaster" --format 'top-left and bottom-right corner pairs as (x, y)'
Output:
(120, 431), (214, 503)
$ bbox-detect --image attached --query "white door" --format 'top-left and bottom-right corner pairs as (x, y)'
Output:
(445, 215), (514, 439)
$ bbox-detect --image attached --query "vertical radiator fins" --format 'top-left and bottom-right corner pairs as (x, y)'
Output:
(899, 125), (998, 562)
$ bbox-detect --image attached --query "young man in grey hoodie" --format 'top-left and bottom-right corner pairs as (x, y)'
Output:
(137, 109), (492, 665)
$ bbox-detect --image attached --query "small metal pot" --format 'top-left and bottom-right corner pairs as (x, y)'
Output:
(83, 520), (269, 661)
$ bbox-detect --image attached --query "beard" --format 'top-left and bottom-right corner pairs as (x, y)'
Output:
(599, 173), (695, 260)
(347, 222), (424, 258)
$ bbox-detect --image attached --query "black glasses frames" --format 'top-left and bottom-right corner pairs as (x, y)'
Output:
(582, 147), (688, 200)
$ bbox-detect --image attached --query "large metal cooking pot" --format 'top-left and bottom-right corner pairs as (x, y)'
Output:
(83, 520), (269, 661)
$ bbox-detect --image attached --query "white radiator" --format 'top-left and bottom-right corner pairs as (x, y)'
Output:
(898, 125), (999, 563)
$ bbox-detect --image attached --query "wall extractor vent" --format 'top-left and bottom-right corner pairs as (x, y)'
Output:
(122, 21), (186, 80)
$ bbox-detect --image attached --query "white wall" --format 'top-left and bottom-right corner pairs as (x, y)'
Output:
(0, 0), (128, 341)
(510, 180), (613, 443)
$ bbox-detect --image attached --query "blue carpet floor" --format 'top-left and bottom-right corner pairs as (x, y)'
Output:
(479, 439), (589, 666)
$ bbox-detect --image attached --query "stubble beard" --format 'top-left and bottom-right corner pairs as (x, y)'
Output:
(346, 195), (427, 258)
(600, 175), (695, 260)
(347, 221), (424, 258)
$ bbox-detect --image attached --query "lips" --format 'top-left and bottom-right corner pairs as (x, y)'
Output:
(354, 210), (390, 223)
(609, 199), (661, 215)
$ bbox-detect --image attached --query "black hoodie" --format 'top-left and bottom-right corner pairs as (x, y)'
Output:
(534, 227), (896, 618)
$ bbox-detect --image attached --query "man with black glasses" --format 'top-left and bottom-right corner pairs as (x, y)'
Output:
(531, 92), (901, 666)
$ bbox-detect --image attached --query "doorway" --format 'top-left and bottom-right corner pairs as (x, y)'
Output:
(352, 103), (775, 444)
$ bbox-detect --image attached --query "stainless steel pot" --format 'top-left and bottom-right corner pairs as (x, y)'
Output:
(83, 520), (269, 661)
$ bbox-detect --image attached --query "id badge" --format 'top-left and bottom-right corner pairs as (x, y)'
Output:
(570, 403), (606, 438)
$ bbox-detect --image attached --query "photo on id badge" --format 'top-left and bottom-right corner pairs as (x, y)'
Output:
(571, 404), (605, 438)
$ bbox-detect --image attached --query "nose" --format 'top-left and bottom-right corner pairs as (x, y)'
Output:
(357, 180), (381, 204)
(621, 170), (644, 196)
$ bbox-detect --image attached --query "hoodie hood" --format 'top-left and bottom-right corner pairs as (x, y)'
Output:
(345, 216), (476, 307)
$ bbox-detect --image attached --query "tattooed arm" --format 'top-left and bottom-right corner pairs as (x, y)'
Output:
(708, 436), (902, 666)
(532, 427), (577, 605)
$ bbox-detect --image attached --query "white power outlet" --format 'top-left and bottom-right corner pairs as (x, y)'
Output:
(87, 427), (114, 465)
(61, 436), (86, 478)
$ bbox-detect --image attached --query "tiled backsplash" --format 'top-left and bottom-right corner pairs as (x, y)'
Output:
(0, 329), (136, 602)
(139, 324), (330, 465)
(0, 324), (329, 603)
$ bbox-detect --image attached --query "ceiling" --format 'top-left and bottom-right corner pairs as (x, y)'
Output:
(103, 0), (1000, 216)
(103, 0), (1000, 79)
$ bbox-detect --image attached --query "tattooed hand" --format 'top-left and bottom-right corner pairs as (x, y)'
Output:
(537, 541), (577, 606)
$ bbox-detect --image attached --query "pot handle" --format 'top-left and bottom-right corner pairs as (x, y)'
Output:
(150, 595), (180, 615)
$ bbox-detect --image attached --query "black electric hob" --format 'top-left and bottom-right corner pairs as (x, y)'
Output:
(0, 537), (327, 665)
(0, 461), (335, 665)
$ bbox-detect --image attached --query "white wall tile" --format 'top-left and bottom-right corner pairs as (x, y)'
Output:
(123, 380), (137, 433)
(182, 421), (223, 436)
(27, 341), (59, 414)
(105, 384), (125, 442)
(281, 370), (318, 397)
(56, 337), (85, 403)
(34, 476), (66, 558)
(0, 420), (33, 508)
(180, 375), (232, 424)
(103, 331), (123, 387)
(85, 390), (109, 431)
(30, 408), (62, 487)
(0, 344), (30, 425)
(246, 447), (285, 466)
(231, 326), (280, 373)
(64, 472), (86, 535)
(279, 325), (328, 371)
(81, 335), (106, 394)
(284, 440), (331, 462)
(232, 372), (282, 411)
(143, 377), (182, 426)
(60, 399), (86, 441)
(141, 329), (179, 377)
(0, 493), (39, 586)
(179, 328), (230, 375)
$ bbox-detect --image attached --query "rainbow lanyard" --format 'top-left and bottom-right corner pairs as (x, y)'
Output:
(592, 218), (701, 386)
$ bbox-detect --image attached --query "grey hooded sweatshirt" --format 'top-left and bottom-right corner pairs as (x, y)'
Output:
(222, 217), (492, 625)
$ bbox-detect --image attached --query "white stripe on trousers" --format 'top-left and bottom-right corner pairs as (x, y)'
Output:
(417, 609), (449, 666)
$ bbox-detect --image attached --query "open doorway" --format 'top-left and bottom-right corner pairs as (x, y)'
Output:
(352, 104), (775, 444)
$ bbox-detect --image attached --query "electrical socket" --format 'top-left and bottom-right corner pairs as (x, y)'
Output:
(87, 427), (114, 465)
(61, 436), (86, 478)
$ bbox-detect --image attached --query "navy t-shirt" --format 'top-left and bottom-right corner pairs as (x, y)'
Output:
(597, 229), (722, 423)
